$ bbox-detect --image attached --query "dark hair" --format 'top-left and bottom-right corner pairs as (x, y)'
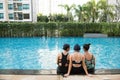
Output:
(74, 44), (80, 51)
(63, 44), (70, 50)
(83, 43), (91, 51)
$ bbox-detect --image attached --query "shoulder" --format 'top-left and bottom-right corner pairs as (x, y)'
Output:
(67, 53), (71, 59)
(57, 52), (62, 57)
(70, 54), (74, 59)
(67, 53), (70, 57)
(89, 52), (93, 56)
(92, 54), (95, 59)
(81, 54), (85, 60)
(70, 53), (74, 56)
(89, 52), (94, 57)
(83, 53), (85, 56)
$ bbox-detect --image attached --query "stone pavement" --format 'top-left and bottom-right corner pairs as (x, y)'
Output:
(63, 75), (120, 80)
(0, 69), (120, 80)
(0, 74), (120, 80)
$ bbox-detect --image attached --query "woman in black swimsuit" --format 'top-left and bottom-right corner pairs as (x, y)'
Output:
(57, 44), (70, 75)
(64, 44), (89, 77)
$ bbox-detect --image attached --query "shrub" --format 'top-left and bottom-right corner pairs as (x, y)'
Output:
(0, 22), (120, 37)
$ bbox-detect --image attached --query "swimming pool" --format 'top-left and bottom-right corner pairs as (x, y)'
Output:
(0, 37), (120, 69)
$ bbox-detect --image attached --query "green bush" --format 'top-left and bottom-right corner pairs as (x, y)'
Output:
(37, 15), (49, 22)
(0, 22), (120, 37)
(50, 14), (69, 22)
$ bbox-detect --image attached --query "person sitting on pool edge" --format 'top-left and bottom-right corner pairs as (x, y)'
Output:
(57, 44), (70, 75)
(64, 44), (89, 77)
(83, 43), (95, 74)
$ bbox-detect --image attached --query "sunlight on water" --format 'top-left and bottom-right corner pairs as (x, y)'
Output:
(37, 48), (59, 69)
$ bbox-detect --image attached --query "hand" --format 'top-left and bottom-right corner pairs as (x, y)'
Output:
(64, 73), (69, 77)
(87, 74), (92, 77)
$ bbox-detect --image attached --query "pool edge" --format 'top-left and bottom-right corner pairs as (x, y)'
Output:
(0, 69), (120, 75)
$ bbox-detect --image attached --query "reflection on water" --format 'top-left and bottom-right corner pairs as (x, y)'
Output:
(0, 37), (120, 69)
(37, 48), (59, 69)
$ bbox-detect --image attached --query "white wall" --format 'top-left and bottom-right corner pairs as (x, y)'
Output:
(0, 0), (37, 22)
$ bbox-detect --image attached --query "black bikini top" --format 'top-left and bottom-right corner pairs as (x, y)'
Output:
(72, 54), (82, 65)
(72, 60), (82, 64)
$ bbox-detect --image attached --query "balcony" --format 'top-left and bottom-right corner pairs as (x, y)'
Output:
(14, 12), (23, 20)
(14, 3), (22, 11)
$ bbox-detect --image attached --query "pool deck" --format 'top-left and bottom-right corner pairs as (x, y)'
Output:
(0, 74), (120, 80)
(0, 69), (120, 80)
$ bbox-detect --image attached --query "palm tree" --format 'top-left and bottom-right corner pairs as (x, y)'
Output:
(74, 5), (86, 22)
(74, 4), (91, 22)
(58, 4), (75, 21)
(115, 0), (120, 22)
(83, 0), (99, 23)
(97, 0), (114, 22)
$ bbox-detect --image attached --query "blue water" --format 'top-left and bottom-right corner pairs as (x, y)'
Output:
(0, 37), (120, 69)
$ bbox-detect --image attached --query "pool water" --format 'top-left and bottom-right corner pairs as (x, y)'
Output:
(0, 37), (120, 69)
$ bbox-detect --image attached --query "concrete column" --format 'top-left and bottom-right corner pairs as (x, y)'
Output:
(31, 0), (37, 22)
(4, 0), (9, 21)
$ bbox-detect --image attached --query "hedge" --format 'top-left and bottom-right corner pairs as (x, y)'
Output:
(0, 22), (120, 37)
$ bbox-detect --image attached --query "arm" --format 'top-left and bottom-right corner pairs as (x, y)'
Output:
(64, 55), (72, 77)
(57, 53), (60, 65)
(82, 56), (89, 75)
(93, 55), (95, 65)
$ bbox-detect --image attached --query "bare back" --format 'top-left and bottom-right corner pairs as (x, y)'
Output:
(84, 52), (93, 60)
(71, 52), (83, 67)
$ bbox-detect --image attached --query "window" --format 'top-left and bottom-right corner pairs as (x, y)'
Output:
(23, 4), (29, 9)
(18, 5), (22, 10)
(9, 13), (14, 19)
(0, 3), (3, 9)
(23, 14), (29, 19)
(8, 4), (13, 10)
(0, 13), (4, 19)
(18, 13), (23, 20)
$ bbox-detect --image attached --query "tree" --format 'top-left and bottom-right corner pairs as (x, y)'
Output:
(49, 14), (68, 22)
(58, 4), (75, 21)
(115, 0), (120, 22)
(37, 13), (49, 22)
(83, 0), (99, 23)
(74, 5), (87, 22)
(75, 0), (114, 22)
(97, 0), (114, 22)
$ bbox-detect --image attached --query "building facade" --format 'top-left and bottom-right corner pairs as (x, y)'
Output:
(0, 0), (37, 22)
